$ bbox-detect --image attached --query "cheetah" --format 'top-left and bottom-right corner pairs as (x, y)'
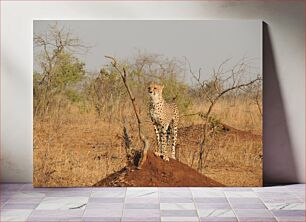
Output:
(148, 82), (179, 161)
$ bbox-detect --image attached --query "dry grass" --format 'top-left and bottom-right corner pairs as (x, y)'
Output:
(178, 98), (262, 186)
(34, 97), (262, 187)
(182, 98), (262, 134)
(34, 114), (126, 187)
(176, 124), (262, 186)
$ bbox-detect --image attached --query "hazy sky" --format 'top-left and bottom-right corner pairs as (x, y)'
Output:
(34, 20), (262, 82)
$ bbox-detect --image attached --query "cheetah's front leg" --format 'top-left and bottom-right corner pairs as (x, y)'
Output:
(154, 125), (161, 147)
(153, 125), (162, 157)
(160, 126), (169, 161)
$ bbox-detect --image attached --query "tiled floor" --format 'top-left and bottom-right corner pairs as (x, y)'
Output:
(0, 184), (305, 222)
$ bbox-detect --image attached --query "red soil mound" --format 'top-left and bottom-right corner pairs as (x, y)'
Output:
(94, 151), (223, 187)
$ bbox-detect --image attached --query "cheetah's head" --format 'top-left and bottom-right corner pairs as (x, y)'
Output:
(148, 82), (164, 102)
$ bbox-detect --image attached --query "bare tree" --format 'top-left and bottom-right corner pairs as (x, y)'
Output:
(187, 58), (262, 171)
(34, 23), (89, 117)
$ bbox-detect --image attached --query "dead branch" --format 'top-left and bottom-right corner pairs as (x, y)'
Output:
(255, 91), (262, 116)
(105, 55), (149, 169)
(205, 77), (262, 118)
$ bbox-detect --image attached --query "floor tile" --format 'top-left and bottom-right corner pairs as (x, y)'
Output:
(122, 217), (161, 221)
(10, 191), (45, 199)
(286, 184), (305, 190)
(1, 196), (11, 205)
(91, 187), (125, 192)
(6, 197), (44, 204)
(230, 203), (266, 209)
(196, 202), (231, 209)
(29, 209), (84, 217)
(160, 197), (194, 203)
(36, 196), (88, 210)
(229, 199), (266, 209)
(261, 197), (302, 204)
(45, 191), (91, 197)
(125, 203), (159, 209)
(161, 209), (198, 217)
(89, 197), (124, 203)
(125, 198), (159, 203)
(198, 209), (235, 217)
(19, 184), (37, 191)
(83, 209), (123, 217)
(222, 188), (253, 191)
(126, 187), (158, 198)
(253, 186), (290, 193)
(265, 202), (305, 210)
(194, 197), (228, 203)
(292, 191), (305, 201)
(1, 202), (7, 208)
(225, 191), (258, 198)
(162, 216), (199, 222)
(276, 217), (306, 222)
(237, 218), (277, 222)
(91, 189), (125, 198)
(159, 187), (191, 192)
(2, 203), (39, 209)
(234, 209), (274, 218)
(1, 183), (306, 222)
(271, 209), (305, 217)
(0, 209), (33, 221)
(159, 188), (192, 197)
(191, 188), (225, 197)
(1, 191), (16, 197)
(83, 217), (121, 222)
(200, 217), (238, 222)
(160, 203), (196, 210)
(257, 192), (299, 203)
(228, 197), (263, 204)
(86, 202), (123, 209)
(1, 184), (24, 191)
(21, 185), (92, 192)
(122, 209), (160, 217)
(27, 216), (83, 221)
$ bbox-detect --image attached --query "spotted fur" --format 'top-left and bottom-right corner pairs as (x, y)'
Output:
(148, 82), (179, 161)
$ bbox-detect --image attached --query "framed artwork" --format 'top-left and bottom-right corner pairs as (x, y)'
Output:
(33, 20), (262, 187)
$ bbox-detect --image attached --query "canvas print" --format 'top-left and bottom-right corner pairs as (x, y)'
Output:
(33, 20), (262, 187)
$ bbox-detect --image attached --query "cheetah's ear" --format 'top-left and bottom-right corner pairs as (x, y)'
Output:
(161, 85), (164, 90)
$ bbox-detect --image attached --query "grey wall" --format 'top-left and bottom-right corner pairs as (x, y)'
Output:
(1, 1), (304, 184)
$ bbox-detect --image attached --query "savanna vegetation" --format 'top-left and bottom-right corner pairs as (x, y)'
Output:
(34, 24), (262, 187)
